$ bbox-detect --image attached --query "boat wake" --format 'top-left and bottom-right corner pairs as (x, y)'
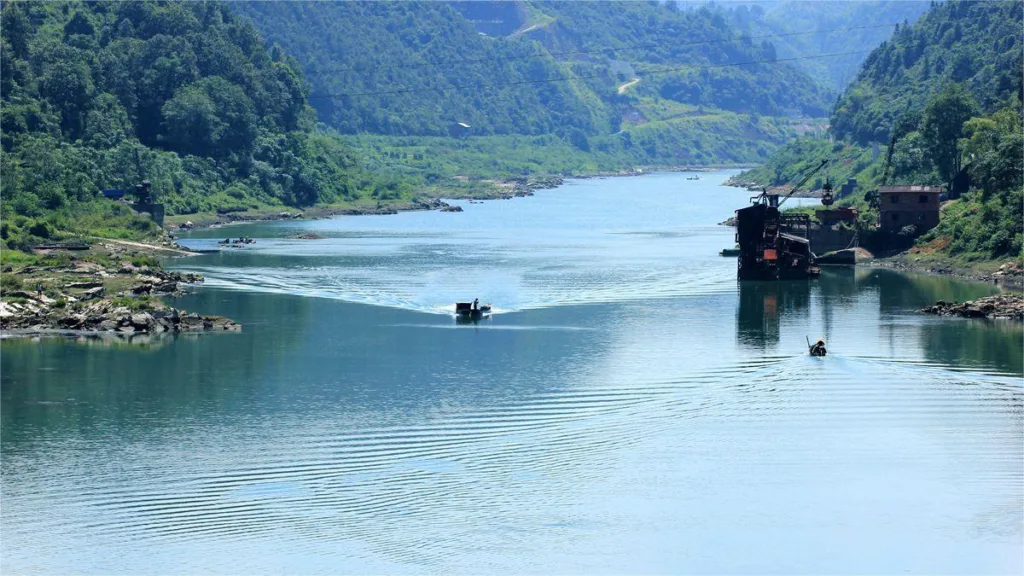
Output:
(185, 263), (737, 315)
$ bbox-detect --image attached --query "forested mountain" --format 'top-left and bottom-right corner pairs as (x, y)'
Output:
(0, 0), (380, 249)
(831, 0), (1022, 144)
(233, 0), (831, 137)
(720, 1), (931, 92)
(734, 0), (1022, 261)
(232, 2), (601, 137)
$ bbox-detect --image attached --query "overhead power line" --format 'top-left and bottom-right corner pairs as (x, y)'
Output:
(306, 50), (870, 101)
(308, 22), (898, 77)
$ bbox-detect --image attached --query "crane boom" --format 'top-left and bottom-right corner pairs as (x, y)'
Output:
(777, 158), (829, 208)
(880, 132), (897, 187)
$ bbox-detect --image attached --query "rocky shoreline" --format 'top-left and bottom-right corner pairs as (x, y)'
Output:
(1, 297), (239, 334)
(168, 166), (758, 233)
(921, 294), (1024, 321)
(169, 175), (566, 231)
(1, 242), (240, 337)
(869, 257), (1024, 287)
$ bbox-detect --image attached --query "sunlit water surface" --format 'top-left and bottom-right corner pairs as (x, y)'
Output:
(2, 171), (1022, 574)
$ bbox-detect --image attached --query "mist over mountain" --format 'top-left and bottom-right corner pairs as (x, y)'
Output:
(715, 0), (932, 92)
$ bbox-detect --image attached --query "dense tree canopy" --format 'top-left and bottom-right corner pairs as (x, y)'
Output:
(0, 0), (381, 250)
(721, 1), (931, 93)
(234, 1), (831, 137)
(830, 0), (1022, 144)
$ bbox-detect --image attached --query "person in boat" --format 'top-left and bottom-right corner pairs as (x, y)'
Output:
(809, 339), (827, 357)
(472, 298), (479, 312)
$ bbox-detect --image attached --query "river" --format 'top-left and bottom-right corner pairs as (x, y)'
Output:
(2, 170), (1021, 574)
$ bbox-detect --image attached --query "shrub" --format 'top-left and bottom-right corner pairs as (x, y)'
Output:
(27, 220), (54, 239)
(131, 255), (160, 268)
(0, 274), (24, 291)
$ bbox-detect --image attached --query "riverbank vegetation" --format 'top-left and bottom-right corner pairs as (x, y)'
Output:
(0, 0), (398, 252)
(0, 0), (837, 255)
(732, 0), (1023, 265)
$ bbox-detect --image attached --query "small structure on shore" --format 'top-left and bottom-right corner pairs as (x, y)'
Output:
(877, 185), (941, 233)
(103, 181), (165, 227)
(815, 206), (858, 226)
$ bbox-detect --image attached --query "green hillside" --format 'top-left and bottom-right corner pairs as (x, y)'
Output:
(831, 0), (1022, 144)
(0, 0), (390, 250)
(723, 0), (931, 93)
(733, 0), (1023, 262)
(231, 1), (604, 137)
(233, 0), (832, 140)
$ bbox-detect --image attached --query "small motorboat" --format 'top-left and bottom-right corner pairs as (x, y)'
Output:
(455, 302), (491, 319)
(720, 248), (741, 257)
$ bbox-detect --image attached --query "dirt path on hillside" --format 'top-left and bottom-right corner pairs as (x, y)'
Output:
(617, 78), (640, 94)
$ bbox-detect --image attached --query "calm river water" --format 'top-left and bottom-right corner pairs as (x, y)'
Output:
(2, 171), (1022, 574)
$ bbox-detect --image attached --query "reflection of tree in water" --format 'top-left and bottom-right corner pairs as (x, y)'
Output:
(858, 268), (999, 313)
(919, 318), (1023, 375)
(1, 289), (311, 447)
(855, 268), (1015, 369)
(736, 280), (811, 350)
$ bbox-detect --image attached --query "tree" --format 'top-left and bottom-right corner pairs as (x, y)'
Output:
(921, 83), (977, 182)
(39, 60), (95, 139)
(161, 77), (256, 161)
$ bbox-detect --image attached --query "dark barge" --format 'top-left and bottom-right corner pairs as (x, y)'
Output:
(734, 159), (828, 281)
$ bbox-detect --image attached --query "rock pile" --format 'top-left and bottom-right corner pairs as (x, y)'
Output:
(993, 261), (1023, 279)
(1, 251), (239, 335)
(1, 297), (240, 334)
(921, 294), (1024, 321)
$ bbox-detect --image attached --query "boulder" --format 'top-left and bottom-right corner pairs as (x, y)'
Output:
(58, 314), (86, 329)
(922, 294), (1023, 321)
(130, 313), (152, 329)
(81, 286), (105, 299)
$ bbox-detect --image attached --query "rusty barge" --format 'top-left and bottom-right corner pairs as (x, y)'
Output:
(735, 159), (829, 281)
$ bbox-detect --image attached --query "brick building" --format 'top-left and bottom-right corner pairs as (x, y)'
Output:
(878, 185), (942, 233)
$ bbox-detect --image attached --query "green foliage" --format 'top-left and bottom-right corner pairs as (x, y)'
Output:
(233, 1), (603, 136)
(0, 273), (24, 291)
(723, 1), (931, 93)
(109, 294), (157, 311)
(831, 0), (1022, 144)
(343, 112), (806, 185)
(739, 0), (1024, 262)
(0, 0), (378, 250)
(234, 0), (830, 137)
(925, 189), (1023, 259)
(921, 83), (977, 181)
(130, 255), (159, 268)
